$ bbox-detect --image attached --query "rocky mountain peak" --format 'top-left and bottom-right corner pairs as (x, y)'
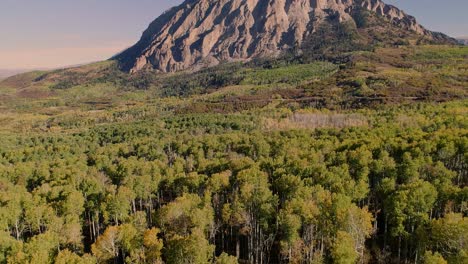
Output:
(116, 0), (452, 73)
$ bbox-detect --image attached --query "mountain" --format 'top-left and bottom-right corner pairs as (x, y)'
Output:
(116, 0), (455, 73)
(457, 37), (468, 45)
(0, 69), (35, 79)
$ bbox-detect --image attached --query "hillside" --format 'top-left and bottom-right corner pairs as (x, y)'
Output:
(0, 69), (34, 79)
(0, 61), (466, 264)
(0, 46), (467, 264)
(116, 0), (455, 73)
(0, 45), (466, 119)
(0, 1), (467, 264)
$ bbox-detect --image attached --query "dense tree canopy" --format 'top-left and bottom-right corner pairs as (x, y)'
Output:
(0, 100), (466, 264)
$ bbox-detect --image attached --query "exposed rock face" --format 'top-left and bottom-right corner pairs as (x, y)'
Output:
(117, 0), (450, 73)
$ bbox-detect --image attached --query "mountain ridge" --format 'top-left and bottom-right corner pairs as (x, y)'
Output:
(457, 37), (468, 45)
(116, 0), (456, 73)
(0, 69), (40, 79)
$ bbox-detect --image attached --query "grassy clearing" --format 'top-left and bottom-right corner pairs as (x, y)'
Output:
(262, 112), (368, 130)
(412, 45), (468, 60)
(241, 62), (339, 85)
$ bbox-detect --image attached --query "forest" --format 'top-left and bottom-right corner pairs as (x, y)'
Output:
(0, 29), (467, 262)
(0, 99), (466, 264)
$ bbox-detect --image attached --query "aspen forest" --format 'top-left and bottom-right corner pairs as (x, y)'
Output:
(0, 25), (467, 263)
(0, 101), (466, 264)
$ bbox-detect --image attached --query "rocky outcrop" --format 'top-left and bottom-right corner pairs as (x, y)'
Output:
(116, 0), (452, 73)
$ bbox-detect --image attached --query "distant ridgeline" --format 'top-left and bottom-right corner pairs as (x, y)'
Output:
(457, 38), (468, 45)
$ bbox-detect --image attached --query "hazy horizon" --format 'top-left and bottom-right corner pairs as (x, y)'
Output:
(1, 0), (467, 70)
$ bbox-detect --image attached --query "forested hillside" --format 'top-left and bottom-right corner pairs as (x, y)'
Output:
(0, 39), (467, 264)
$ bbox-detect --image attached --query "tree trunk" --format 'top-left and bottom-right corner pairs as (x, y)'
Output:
(236, 231), (240, 259)
(398, 235), (402, 263)
(15, 220), (20, 240)
(87, 211), (93, 242)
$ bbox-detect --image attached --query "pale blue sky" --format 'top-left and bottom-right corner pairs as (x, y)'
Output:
(0, 0), (466, 69)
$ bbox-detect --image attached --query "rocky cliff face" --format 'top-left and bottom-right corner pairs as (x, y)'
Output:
(117, 0), (452, 73)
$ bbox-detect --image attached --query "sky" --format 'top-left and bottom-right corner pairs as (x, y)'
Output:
(0, 0), (466, 69)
